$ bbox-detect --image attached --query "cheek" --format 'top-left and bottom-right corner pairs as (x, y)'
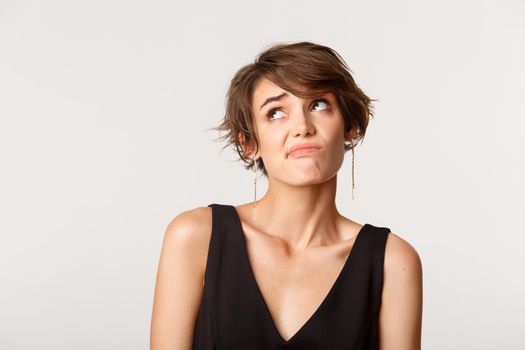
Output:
(321, 118), (345, 140)
(259, 129), (286, 150)
(330, 118), (346, 140)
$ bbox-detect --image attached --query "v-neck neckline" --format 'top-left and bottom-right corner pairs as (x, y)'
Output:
(229, 204), (368, 345)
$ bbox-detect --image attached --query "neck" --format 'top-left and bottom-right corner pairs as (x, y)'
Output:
(251, 174), (343, 252)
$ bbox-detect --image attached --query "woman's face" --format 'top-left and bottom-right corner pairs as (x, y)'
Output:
(247, 77), (351, 185)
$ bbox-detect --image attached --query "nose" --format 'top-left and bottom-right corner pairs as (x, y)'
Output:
(292, 107), (316, 137)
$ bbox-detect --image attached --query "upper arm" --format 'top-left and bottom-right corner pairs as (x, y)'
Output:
(379, 232), (423, 350)
(150, 206), (212, 350)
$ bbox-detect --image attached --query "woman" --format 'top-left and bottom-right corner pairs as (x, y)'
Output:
(150, 41), (423, 350)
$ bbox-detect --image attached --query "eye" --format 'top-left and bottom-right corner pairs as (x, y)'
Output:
(265, 98), (331, 121)
(266, 108), (285, 121)
(312, 98), (330, 110)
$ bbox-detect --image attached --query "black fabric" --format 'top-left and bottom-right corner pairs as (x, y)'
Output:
(192, 203), (391, 350)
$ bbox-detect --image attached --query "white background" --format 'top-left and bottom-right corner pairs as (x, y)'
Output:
(1, 0), (524, 349)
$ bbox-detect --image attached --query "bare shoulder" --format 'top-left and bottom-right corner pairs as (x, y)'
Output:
(162, 205), (213, 275)
(164, 205), (212, 240)
(383, 232), (422, 273)
(150, 205), (213, 349)
(379, 232), (423, 349)
(382, 231), (423, 298)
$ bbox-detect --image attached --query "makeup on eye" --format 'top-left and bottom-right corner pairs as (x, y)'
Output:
(265, 98), (332, 121)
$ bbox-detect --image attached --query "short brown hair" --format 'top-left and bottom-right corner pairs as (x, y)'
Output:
(210, 41), (376, 177)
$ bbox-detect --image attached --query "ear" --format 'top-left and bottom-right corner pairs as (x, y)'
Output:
(239, 132), (256, 158)
(344, 128), (359, 142)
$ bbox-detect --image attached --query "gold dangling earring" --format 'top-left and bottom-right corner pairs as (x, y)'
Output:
(252, 157), (257, 221)
(350, 139), (356, 200)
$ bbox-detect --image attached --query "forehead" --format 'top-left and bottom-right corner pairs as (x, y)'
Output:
(252, 78), (284, 106)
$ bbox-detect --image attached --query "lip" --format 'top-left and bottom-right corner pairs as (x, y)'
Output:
(288, 143), (322, 158)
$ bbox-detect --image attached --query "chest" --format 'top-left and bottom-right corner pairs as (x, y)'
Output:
(194, 204), (387, 349)
(242, 232), (355, 343)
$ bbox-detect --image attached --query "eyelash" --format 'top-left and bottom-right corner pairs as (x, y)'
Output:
(266, 98), (331, 121)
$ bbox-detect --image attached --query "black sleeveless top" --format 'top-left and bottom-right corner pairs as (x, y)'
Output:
(192, 203), (391, 350)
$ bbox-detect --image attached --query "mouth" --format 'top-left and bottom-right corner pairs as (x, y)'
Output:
(288, 146), (322, 158)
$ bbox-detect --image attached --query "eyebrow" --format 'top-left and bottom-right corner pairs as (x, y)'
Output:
(259, 92), (288, 111)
